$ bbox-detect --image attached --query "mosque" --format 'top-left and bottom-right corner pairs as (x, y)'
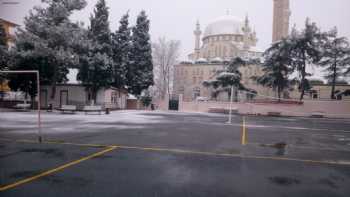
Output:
(173, 0), (291, 101)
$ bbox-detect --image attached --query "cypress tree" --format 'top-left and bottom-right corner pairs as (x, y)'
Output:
(0, 23), (8, 70)
(111, 12), (131, 88)
(77, 0), (113, 102)
(128, 10), (154, 97)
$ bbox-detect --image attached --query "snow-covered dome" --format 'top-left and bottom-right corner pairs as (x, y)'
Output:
(203, 15), (244, 38)
(210, 57), (223, 63)
(195, 58), (208, 64)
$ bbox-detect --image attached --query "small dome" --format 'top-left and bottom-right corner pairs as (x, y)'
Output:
(203, 15), (244, 38)
(211, 57), (223, 63)
(195, 58), (208, 63)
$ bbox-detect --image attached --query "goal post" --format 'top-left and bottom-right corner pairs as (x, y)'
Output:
(0, 70), (42, 143)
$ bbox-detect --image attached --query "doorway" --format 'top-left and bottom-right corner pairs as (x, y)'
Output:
(60, 90), (68, 107)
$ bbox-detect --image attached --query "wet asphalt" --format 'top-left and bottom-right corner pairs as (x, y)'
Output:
(1, 111), (350, 196)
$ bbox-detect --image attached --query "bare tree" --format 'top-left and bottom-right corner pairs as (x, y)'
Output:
(152, 37), (180, 99)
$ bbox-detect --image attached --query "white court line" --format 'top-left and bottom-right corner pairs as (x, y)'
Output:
(245, 124), (350, 133)
(192, 120), (350, 134)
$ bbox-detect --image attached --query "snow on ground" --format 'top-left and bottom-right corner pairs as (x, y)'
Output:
(0, 110), (226, 134)
(0, 110), (170, 134)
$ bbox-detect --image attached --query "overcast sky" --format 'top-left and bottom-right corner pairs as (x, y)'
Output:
(1, 0), (350, 79)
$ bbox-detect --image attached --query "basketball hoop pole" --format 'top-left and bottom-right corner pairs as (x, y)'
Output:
(0, 70), (42, 143)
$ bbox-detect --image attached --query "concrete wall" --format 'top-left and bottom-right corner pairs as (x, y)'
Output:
(103, 89), (127, 109)
(40, 85), (127, 110)
(41, 85), (88, 109)
(153, 94), (169, 110)
(179, 99), (350, 119)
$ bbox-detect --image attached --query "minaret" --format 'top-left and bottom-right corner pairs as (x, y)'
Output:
(243, 14), (251, 50)
(193, 20), (201, 60)
(272, 0), (291, 42)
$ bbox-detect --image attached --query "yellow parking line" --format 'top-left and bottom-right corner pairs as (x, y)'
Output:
(0, 146), (117, 192)
(241, 116), (247, 145)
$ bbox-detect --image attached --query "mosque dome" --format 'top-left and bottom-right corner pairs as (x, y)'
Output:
(203, 15), (244, 38)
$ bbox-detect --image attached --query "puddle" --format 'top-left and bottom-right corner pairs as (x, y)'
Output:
(268, 176), (300, 186)
(338, 138), (350, 141)
(318, 178), (338, 189)
(260, 142), (287, 156)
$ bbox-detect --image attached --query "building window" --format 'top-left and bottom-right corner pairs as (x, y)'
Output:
(178, 86), (185, 94)
(193, 77), (197, 84)
(193, 87), (201, 99)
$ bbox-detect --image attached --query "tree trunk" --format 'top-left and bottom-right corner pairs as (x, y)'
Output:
(299, 81), (305, 101)
(31, 96), (35, 110)
(331, 59), (337, 99)
(50, 65), (58, 99)
(92, 88), (97, 105)
(277, 87), (281, 103)
(299, 54), (306, 101)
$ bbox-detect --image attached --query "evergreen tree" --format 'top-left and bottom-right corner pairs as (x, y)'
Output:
(89, 0), (111, 55)
(10, 0), (86, 99)
(128, 11), (154, 97)
(203, 57), (255, 101)
(0, 23), (8, 70)
(0, 23), (8, 98)
(289, 19), (326, 100)
(77, 0), (113, 102)
(111, 12), (131, 88)
(319, 28), (350, 99)
(256, 38), (295, 101)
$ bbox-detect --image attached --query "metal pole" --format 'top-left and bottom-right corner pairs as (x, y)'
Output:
(227, 85), (234, 124)
(0, 70), (42, 143)
(36, 71), (42, 143)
